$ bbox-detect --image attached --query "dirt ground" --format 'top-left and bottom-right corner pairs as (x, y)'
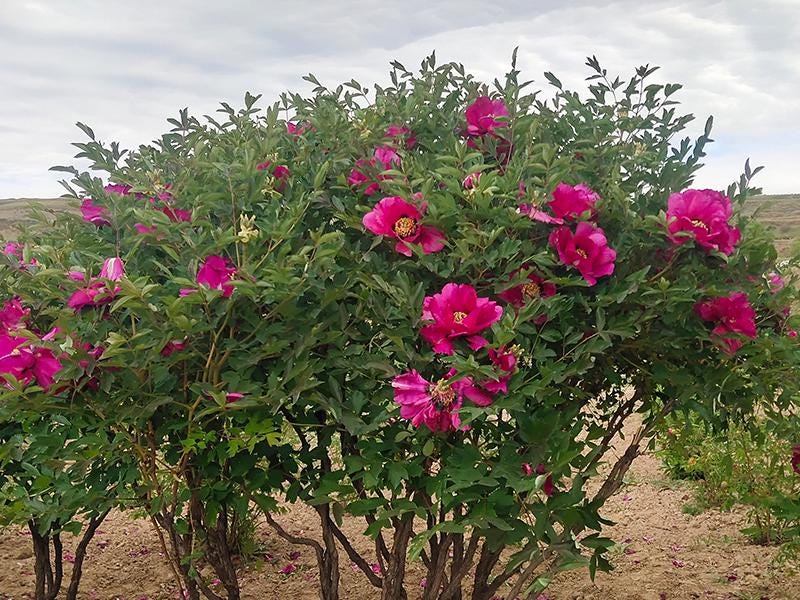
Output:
(1, 437), (798, 600)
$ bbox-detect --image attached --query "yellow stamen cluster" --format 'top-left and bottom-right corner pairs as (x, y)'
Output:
(392, 216), (418, 239)
(430, 379), (456, 408)
(522, 282), (541, 299)
(576, 249), (588, 259)
(452, 311), (467, 323)
(690, 219), (709, 231)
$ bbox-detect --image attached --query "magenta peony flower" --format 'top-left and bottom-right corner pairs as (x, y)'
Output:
(463, 172), (482, 189)
(465, 96), (509, 137)
(161, 339), (187, 357)
(481, 346), (518, 394)
(373, 146), (400, 169)
(196, 255), (237, 298)
(75, 341), (105, 391)
(392, 368), (493, 432)
(488, 346), (517, 374)
(768, 272), (785, 293)
(549, 222), (616, 286)
(695, 292), (757, 355)
(666, 189), (741, 255)
(535, 463), (556, 497)
(547, 183), (600, 220)
(385, 124), (416, 149)
(100, 257), (125, 281)
(3, 242), (38, 270)
(80, 198), (110, 227)
(362, 196), (445, 256)
(158, 206), (192, 223)
(67, 281), (119, 311)
(104, 183), (132, 196)
(420, 283), (503, 355)
(0, 334), (62, 390)
(134, 223), (159, 235)
(225, 392), (245, 404)
(498, 268), (557, 308)
(286, 121), (311, 136)
(346, 159), (376, 194)
(256, 161), (292, 193)
(789, 329), (798, 338)
(273, 165), (291, 179)
(518, 202), (564, 225)
(154, 186), (174, 203)
(348, 147), (401, 196)
(0, 297), (29, 333)
(3, 242), (21, 258)
(520, 462), (555, 496)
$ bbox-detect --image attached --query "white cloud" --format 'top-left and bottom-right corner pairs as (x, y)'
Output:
(0, 0), (798, 197)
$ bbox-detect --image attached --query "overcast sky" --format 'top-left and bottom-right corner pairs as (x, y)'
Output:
(1, 0), (799, 198)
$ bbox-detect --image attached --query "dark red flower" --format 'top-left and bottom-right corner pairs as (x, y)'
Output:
(521, 462), (555, 496)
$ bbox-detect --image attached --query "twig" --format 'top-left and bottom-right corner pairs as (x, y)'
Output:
(329, 520), (382, 588)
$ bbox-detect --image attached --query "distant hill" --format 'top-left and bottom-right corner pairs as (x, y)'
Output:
(740, 194), (800, 256)
(1, 194), (799, 254)
(0, 197), (74, 239)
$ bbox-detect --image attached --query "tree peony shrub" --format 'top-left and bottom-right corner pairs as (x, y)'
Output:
(1, 53), (798, 600)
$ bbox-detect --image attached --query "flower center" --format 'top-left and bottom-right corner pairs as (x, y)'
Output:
(522, 282), (540, 299)
(392, 216), (418, 239)
(452, 311), (468, 323)
(430, 379), (456, 409)
(690, 219), (709, 231)
(575, 249), (588, 259)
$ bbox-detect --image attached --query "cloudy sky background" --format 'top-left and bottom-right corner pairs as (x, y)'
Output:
(1, 0), (799, 198)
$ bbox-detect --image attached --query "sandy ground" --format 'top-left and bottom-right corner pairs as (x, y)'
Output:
(1, 435), (798, 600)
